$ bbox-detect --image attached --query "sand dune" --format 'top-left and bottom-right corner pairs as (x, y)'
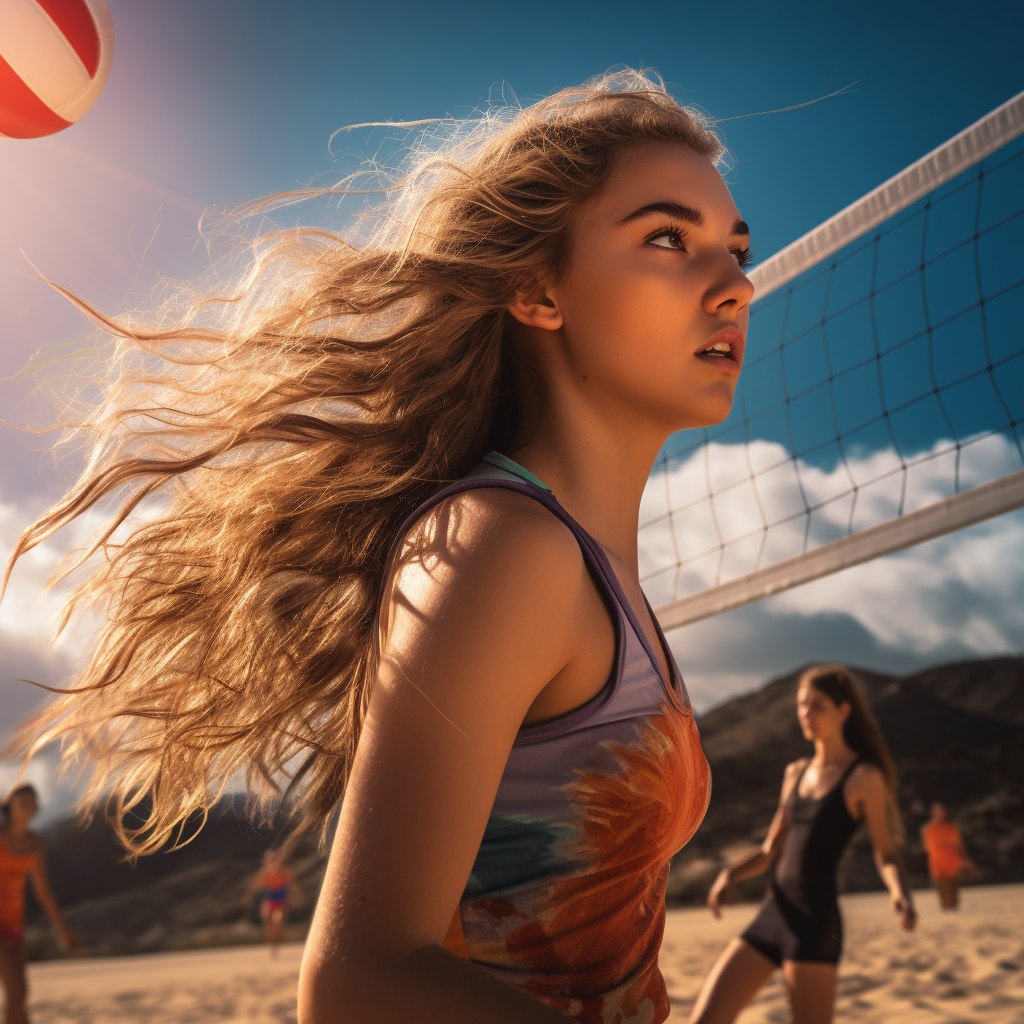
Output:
(22, 884), (1024, 1023)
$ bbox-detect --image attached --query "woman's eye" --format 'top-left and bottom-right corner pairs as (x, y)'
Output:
(648, 229), (686, 250)
(732, 246), (755, 269)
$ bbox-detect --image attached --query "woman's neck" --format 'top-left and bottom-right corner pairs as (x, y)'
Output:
(813, 735), (857, 765)
(509, 388), (666, 570)
(3, 820), (29, 840)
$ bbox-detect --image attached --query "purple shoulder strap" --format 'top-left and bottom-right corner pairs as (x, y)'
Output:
(389, 476), (625, 610)
(388, 471), (684, 709)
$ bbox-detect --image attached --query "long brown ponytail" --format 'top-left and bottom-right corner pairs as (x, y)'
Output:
(3, 69), (723, 855)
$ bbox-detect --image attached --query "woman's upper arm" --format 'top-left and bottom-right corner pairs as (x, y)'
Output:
(761, 759), (804, 856)
(305, 490), (586, 969)
(849, 764), (896, 858)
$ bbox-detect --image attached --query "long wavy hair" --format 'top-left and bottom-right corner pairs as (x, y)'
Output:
(4, 69), (723, 855)
(799, 665), (903, 841)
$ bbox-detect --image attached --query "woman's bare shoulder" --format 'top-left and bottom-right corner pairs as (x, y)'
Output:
(777, 757), (810, 802)
(395, 485), (586, 601)
(384, 484), (590, 687)
(847, 759), (886, 792)
(2, 828), (44, 856)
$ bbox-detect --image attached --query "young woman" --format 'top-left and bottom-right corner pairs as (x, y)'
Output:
(921, 801), (980, 910)
(6, 70), (754, 1022)
(689, 666), (916, 1024)
(0, 785), (79, 1024)
(242, 849), (301, 957)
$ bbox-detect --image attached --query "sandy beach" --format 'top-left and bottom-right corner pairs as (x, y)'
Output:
(662, 883), (1024, 1023)
(21, 884), (1024, 1023)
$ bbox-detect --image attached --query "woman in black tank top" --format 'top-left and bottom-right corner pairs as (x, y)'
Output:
(688, 666), (916, 1024)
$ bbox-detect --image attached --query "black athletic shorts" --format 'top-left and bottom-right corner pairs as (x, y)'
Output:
(740, 883), (843, 966)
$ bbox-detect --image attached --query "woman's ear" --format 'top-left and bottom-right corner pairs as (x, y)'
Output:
(507, 280), (563, 331)
(838, 701), (852, 724)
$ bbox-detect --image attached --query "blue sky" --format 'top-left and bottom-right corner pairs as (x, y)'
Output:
(3, 0), (1022, 486)
(1, 0), (1023, 813)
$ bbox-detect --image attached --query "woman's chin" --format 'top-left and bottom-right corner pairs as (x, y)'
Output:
(666, 399), (736, 433)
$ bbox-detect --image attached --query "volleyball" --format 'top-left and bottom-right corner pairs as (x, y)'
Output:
(0, 0), (114, 139)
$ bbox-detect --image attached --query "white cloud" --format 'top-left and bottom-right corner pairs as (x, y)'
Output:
(0, 495), (108, 822)
(0, 747), (80, 828)
(0, 493), (106, 699)
(639, 434), (1024, 710)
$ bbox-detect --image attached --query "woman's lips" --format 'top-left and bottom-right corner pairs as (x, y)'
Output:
(694, 325), (745, 370)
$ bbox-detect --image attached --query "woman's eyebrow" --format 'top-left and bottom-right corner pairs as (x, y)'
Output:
(619, 201), (750, 238)
(619, 201), (704, 226)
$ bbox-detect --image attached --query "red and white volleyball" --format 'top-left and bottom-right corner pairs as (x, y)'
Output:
(0, 0), (114, 139)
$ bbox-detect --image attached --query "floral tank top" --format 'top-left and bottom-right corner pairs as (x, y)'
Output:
(395, 453), (711, 1024)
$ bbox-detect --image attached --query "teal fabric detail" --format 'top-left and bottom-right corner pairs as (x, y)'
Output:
(464, 815), (568, 896)
(483, 451), (551, 491)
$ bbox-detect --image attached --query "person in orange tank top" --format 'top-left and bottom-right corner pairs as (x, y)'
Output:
(243, 849), (301, 958)
(0, 784), (79, 1024)
(922, 802), (980, 910)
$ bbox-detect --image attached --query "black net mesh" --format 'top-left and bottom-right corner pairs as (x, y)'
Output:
(640, 134), (1024, 609)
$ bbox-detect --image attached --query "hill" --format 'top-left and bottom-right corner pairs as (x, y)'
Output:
(25, 800), (327, 959)
(25, 655), (1023, 957)
(666, 655), (1024, 904)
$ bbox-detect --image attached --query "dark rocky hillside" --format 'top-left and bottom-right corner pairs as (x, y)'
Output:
(666, 656), (1024, 905)
(25, 799), (328, 959)
(24, 656), (1023, 957)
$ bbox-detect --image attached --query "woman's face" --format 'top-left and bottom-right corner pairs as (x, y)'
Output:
(6, 790), (38, 826)
(532, 141), (755, 434)
(796, 684), (850, 743)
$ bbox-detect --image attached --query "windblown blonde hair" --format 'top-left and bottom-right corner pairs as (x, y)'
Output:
(5, 69), (723, 854)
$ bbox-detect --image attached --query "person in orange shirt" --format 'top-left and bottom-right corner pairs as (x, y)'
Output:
(243, 849), (301, 958)
(0, 784), (80, 1024)
(921, 802), (980, 910)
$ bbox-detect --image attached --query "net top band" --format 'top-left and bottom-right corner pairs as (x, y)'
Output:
(748, 90), (1024, 302)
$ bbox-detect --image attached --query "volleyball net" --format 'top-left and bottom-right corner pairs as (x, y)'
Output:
(643, 91), (1024, 631)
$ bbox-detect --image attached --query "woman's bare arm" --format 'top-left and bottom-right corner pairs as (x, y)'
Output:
(847, 764), (916, 930)
(706, 759), (804, 917)
(298, 490), (596, 1024)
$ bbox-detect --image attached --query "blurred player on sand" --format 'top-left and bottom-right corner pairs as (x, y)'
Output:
(0, 785), (79, 1024)
(922, 802), (980, 910)
(243, 849), (302, 957)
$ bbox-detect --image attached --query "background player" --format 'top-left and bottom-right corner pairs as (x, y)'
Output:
(689, 666), (915, 1024)
(0, 784), (80, 1024)
(243, 849), (301, 957)
(921, 801), (981, 910)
